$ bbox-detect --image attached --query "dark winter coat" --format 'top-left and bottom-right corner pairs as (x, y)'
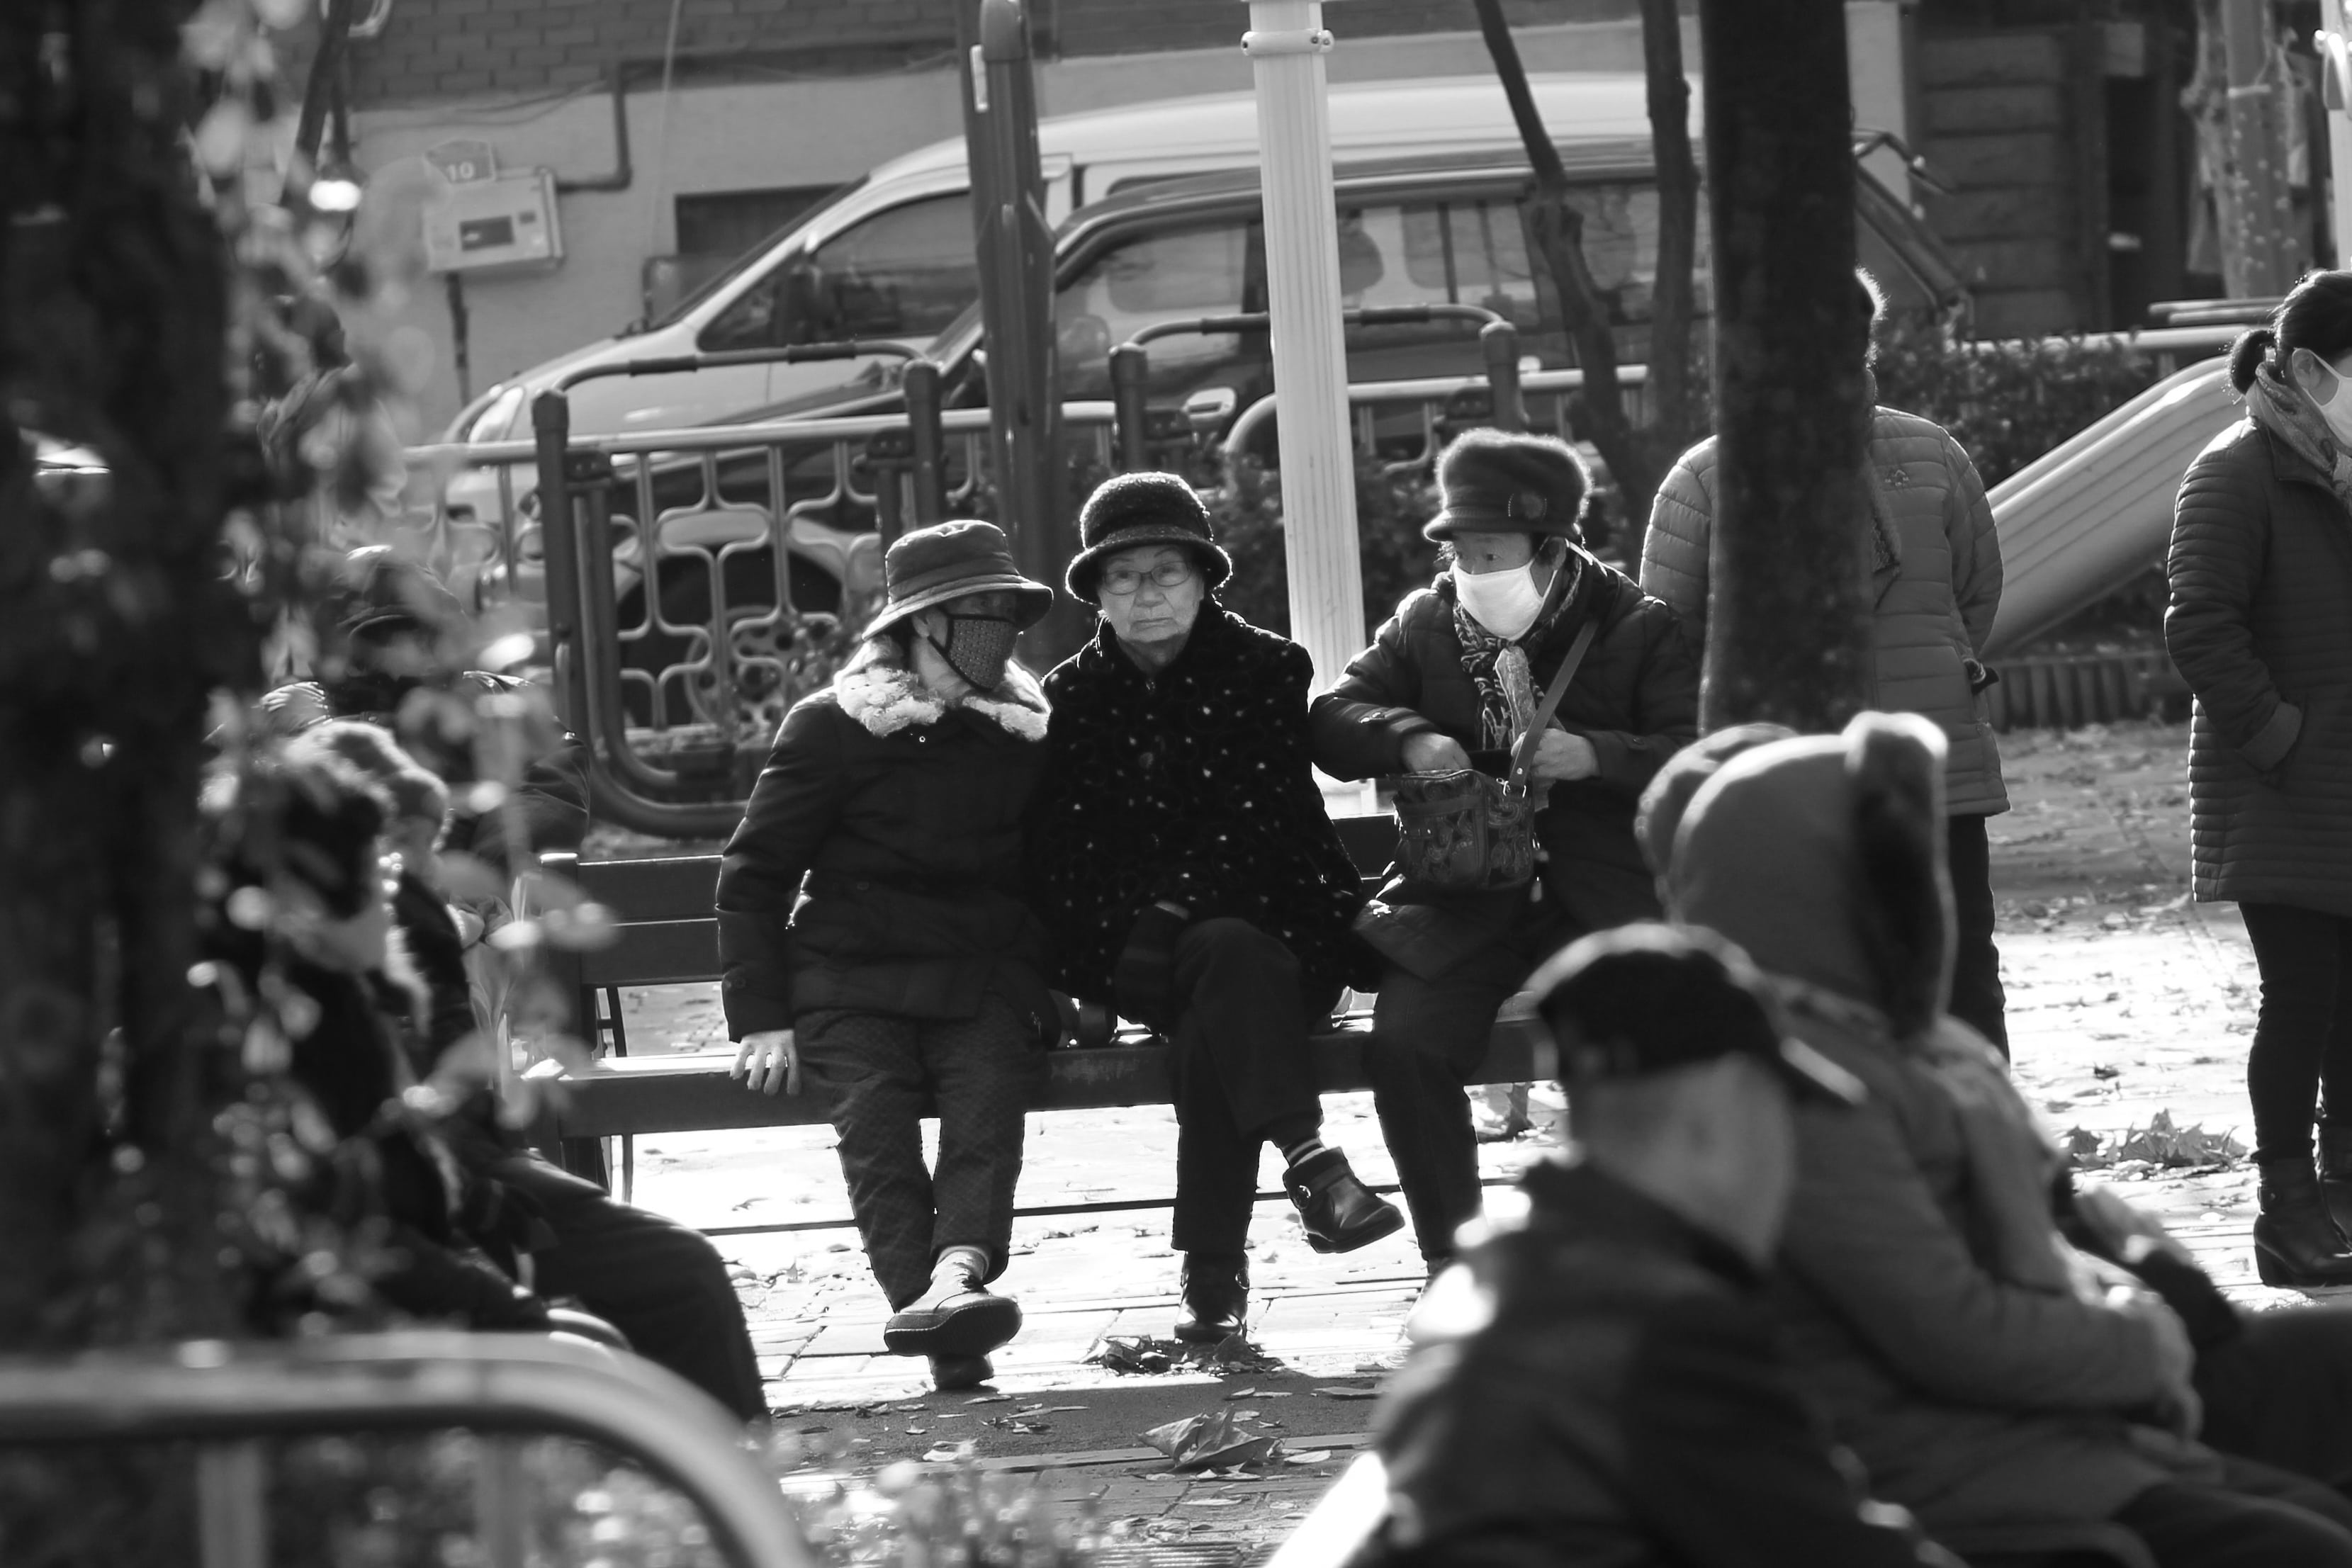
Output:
(2167, 421), (2352, 916)
(1310, 549), (1698, 960)
(716, 641), (1055, 1036)
(1641, 409), (2010, 815)
(1368, 1162), (1948, 1568)
(1028, 603), (1371, 1004)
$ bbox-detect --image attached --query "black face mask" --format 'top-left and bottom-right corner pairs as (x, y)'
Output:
(325, 667), (423, 722)
(925, 613), (1018, 691)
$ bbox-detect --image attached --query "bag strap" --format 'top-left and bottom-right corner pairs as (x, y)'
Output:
(1505, 617), (1601, 791)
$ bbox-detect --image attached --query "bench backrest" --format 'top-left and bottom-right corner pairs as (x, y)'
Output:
(546, 812), (1404, 1010)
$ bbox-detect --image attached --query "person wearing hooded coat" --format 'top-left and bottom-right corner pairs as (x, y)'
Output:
(1309, 429), (1699, 1272)
(716, 521), (1060, 1393)
(1655, 712), (2352, 1568)
(1028, 473), (1405, 1346)
(2168, 271), (2352, 1288)
(1640, 271), (2013, 1056)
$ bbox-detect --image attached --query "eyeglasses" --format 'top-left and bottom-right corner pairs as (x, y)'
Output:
(1100, 560), (1197, 596)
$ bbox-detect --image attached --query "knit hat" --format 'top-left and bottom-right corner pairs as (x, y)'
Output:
(1633, 723), (1799, 877)
(1424, 428), (1593, 542)
(1522, 923), (1864, 1106)
(1065, 471), (1232, 599)
(864, 520), (1055, 638)
(1667, 712), (1954, 1040)
(288, 718), (451, 837)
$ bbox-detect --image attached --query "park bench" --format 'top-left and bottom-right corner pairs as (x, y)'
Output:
(531, 813), (1546, 1197)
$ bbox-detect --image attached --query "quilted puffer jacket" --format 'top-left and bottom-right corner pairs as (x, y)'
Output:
(1641, 409), (2009, 816)
(2166, 421), (2352, 916)
(715, 638), (1055, 1035)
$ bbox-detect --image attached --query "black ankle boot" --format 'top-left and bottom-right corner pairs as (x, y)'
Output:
(1176, 1254), (1249, 1344)
(2319, 1127), (2352, 1238)
(1283, 1147), (1407, 1255)
(2253, 1156), (2352, 1286)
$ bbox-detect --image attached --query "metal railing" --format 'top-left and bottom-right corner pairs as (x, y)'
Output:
(0, 1333), (811, 1568)
(406, 325), (1643, 838)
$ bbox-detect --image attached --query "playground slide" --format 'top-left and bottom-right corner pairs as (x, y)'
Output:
(1979, 355), (2242, 660)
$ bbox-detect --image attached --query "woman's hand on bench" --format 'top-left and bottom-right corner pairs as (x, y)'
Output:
(733, 1030), (803, 1096)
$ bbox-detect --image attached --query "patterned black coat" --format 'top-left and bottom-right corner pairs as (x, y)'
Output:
(1028, 603), (1371, 1003)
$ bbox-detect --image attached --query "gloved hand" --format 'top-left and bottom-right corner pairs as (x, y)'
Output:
(1114, 901), (1190, 1031)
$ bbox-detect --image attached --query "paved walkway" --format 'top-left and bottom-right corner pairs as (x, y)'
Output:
(598, 722), (2331, 1554)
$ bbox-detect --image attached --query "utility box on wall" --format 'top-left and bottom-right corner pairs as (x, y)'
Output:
(423, 167), (563, 275)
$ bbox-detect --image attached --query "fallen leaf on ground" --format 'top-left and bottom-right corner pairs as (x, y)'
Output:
(1316, 1386), (1380, 1400)
(1142, 1410), (1286, 1471)
(1224, 1387), (1259, 1400)
(1286, 1450), (1334, 1465)
(964, 1393), (1013, 1404)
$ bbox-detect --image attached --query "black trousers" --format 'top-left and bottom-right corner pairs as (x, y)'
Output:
(490, 1154), (768, 1422)
(794, 991), (1044, 1311)
(2241, 902), (2352, 1164)
(2112, 1457), (2352, 1568)
(1369, 900), (1577, 1266)
(1146, 918), (1334, 1259)
(1947, 812), (2010, 1056)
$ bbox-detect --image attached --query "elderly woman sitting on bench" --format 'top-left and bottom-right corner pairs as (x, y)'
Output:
(1028, 473), (1405, 1348)
(716, 521), (1059, 1392)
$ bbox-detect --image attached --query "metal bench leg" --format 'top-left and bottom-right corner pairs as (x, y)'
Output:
(602, 986), (634, 1205)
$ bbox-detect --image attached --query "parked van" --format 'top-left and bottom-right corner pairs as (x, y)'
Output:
(441, 72), (1676, 466)
(557, 134), (1960, 737)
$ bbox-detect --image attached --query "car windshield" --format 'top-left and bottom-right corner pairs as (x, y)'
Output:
(640, 175), (869, 332)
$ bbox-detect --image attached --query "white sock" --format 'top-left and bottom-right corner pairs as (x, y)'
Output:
(934, 1246), (989, 1287)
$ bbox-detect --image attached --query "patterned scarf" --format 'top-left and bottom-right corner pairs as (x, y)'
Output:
(1449, 552), (1583, 752)
(2246, 358), (2352, 514)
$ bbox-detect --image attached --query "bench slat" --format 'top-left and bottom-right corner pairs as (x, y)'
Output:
(583, 918), (721, 988)
(546, 1017), (1545, 1138)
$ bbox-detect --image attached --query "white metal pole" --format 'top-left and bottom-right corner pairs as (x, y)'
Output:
(2322, 0), (2352, 268)
(1243, 0), (1363, 695)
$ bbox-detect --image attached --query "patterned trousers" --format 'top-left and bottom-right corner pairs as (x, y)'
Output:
(794, 991), (1045, 1310)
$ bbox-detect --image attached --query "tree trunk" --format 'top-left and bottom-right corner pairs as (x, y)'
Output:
(1695, 0), (1874, 731)
(1632, 0), (1702, 561)
(1471, 0), (1660, 538)
(0, 0), (245, 1346)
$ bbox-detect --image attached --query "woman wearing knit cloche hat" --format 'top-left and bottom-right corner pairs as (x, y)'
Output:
(1029, 471), (1405, 1346)
(1308, 427), (1699, 1276)
(715, 520), (1059, 1392)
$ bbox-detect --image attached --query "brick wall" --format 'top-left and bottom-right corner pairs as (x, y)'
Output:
(344, 0), (1638, 108)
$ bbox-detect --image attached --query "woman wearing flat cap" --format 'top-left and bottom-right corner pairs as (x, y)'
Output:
(716, 520), (1058, 1392)
(1028, 471), (1405, 1347)
(1310, 427), (1699, 1275)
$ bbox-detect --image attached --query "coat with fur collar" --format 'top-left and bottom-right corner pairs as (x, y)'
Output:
(716, 639), (1055, 1034)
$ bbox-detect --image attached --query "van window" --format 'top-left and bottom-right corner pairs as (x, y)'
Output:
(1049, 181), (1711, 408)
(1055, 218), (1263, 399)
(700, 191), (977, 352)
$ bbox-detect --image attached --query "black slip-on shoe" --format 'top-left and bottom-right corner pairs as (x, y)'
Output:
(1284, 1148), (1406, 1256)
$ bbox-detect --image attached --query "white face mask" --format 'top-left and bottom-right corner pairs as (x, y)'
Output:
(1452, 561), (1545, 640)
(2306, 352), (2352, 446)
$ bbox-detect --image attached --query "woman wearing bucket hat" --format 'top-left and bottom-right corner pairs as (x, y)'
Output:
(716, 520), (1059, 1391)
(1309, 428), (1699, 1274)
(1029, 472), (1405, 1345)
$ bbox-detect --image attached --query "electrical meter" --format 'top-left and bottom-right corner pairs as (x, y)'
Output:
(423, 168), (563, 274)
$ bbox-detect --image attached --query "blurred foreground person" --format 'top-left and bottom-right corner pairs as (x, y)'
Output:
(1370, 923), (1958, 1568)
(719, 522), (1059, 1392)
(1663, 713), (2352, 1567)
(2170, 272), (2352, 1285)
(1641, 271), (2011, 1054)
(1030, 473), (1402, 1346)
(286, 719), (767, 1422)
